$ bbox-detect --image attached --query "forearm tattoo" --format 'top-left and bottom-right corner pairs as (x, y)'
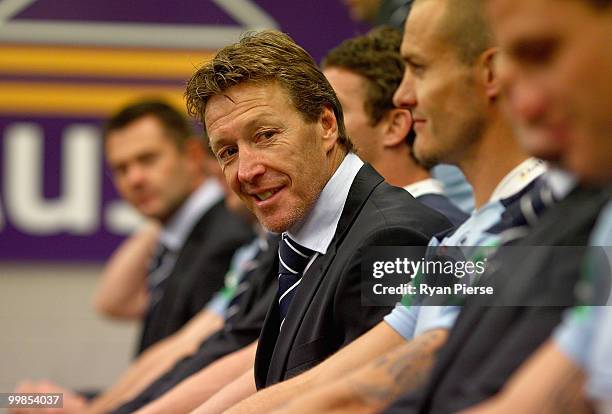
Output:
(346, 329), (447, 409)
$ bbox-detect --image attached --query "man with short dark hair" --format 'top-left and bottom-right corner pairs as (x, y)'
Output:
(9, 100), (255, 414)
(322, 26), (468, 225)
(95, 100), (253, 354)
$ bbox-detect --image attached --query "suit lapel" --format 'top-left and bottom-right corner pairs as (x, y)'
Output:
(170, 200), (221, 273)
(263, 164), (384, 384)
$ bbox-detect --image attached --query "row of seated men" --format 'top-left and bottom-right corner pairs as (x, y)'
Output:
(12, 0), (612, 413)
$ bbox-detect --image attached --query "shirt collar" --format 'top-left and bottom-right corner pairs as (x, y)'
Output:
(403, 178), (445, 198)
(545, 168), (578, 200)
(160, 178), (225, 251)
(489, 158), (547, 203)
(286, 153), (364, 255)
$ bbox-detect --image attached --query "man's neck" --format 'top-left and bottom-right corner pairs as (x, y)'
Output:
(326, 146), (349, 182)
(374, 146), (431, 187)
(458, 116), (530, 209)
(158, 173), (206, 225)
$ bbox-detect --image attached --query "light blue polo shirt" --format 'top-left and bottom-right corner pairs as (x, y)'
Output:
(554, 201), (612, 401)
(385, 159), (546, 339)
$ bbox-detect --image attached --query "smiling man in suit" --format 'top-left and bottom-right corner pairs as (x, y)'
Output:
(164, 30), (452, 413)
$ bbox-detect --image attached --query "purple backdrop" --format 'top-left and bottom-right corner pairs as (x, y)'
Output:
(0, 0), (369, 262)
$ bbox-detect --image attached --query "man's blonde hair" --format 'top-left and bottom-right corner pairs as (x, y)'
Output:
(185, 30), (351, 151)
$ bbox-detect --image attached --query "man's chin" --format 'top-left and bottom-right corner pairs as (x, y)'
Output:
(258, 221), (289, 234)
(255, 213), (289, 234)
(255, 210), (305, 234)
(413, 150), (442, 171)
(140, 206), (172, 223)
(522, 145), (563, 164)
(517, 128), (567, 163)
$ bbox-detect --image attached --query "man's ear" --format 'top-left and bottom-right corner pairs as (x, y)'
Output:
(479, 47), (502, 100)
(381, 108), (413, 148)
(320, 105), (339, 152)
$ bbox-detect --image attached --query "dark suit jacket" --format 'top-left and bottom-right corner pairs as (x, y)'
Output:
(138, 199), (253, 353)
(384, 186), (610, 414)
(255, 164), (453, 388)
(416, 193), (469, 227)
(112, 236), (280, 414)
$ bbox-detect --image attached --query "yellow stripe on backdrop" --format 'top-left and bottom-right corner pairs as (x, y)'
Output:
(0, 81), (188, 116)
(0, 45), (213, 79)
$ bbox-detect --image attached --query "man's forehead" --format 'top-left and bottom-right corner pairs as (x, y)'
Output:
(205, 84), (281, 123)
(489, 0), (564, 30)
(402, 1), (446, 56)
(206, 84), (268, 115)
(204, 83), (293, 145)
(105, 127), (168, 161)
(324, 67), (366, 95)
(490, 0), (590, 52)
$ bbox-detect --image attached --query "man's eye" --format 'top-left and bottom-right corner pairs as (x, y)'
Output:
(407, 61), (425, 75)
(512, 39), (558, 65)
(218, 147), (238, 161)
(257, 130), (277, 140)
(139, 153), (158, 165)
(112, 164), (127, 176)
(412, 67), (424, 76)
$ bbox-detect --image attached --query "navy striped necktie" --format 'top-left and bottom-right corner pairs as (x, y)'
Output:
(147, 243), (176, 306)
(277, 234), (315, 326)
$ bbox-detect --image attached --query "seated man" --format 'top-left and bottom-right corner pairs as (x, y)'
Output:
(381, 1), (612, 412)
(453, 0), (612, 413)
(322, 26), (468, 226)
(113, 29), (452, 414)
(94, 100), (253, 354)
(9, 101), (255, 414)
(342, 0), (475, 213)
(197, 2), (546, 412)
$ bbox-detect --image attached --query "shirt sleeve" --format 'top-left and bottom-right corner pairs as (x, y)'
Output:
(414, 305), (461, 335)
(587, 307), (612, 401)
(205, 292), (231, 317)
(553, 306), (598, 368)
(384, 304), (420, 340)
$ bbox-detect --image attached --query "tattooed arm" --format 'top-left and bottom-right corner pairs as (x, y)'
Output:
(460, 340), (593, 414)
(270, 328), (448, 414)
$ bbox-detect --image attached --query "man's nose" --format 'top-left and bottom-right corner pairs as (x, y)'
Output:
(236, 146), (266, 185)
(125, 164), (147, 187)
(506, 77), (549, 125)
(393, 71), (417, 110)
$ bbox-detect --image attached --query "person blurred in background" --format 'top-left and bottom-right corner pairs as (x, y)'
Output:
(458, 0), (612, 413)
(94, 100), (252, 354)
(322, 26), (468, 226)
(342, 0), (475, 214)
(9, 100), (255, 414)
(382, 0), (611, 411)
